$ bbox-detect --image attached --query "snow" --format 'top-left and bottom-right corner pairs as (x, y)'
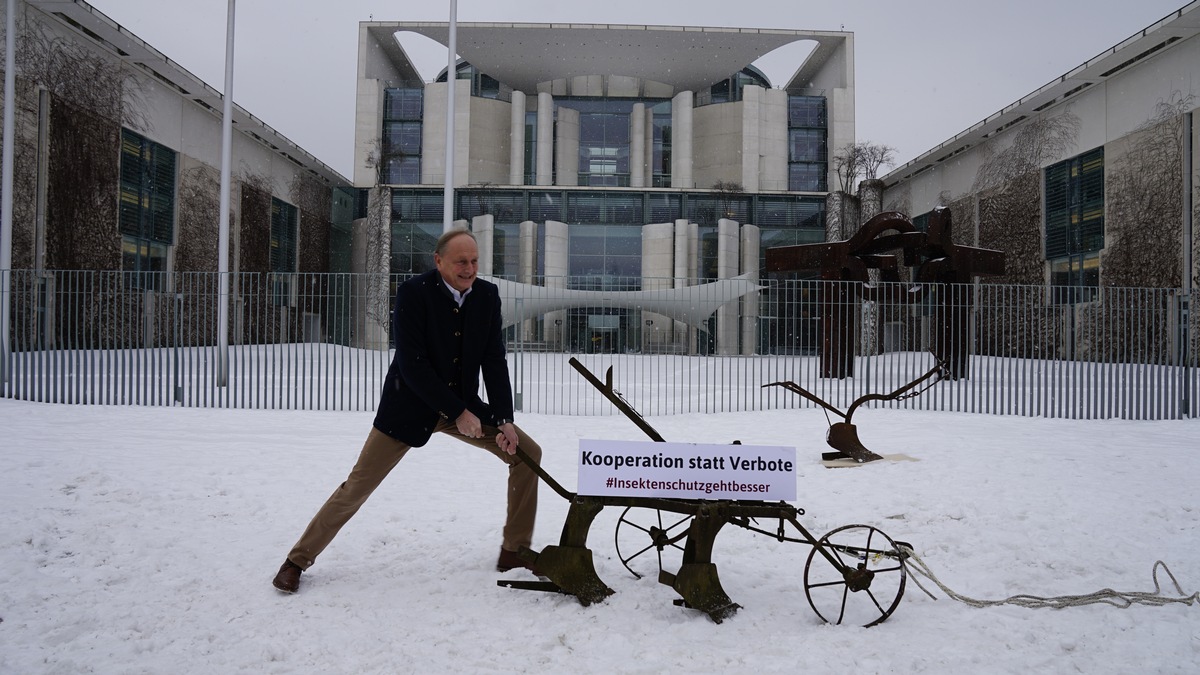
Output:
(1, 397), (1198, 673)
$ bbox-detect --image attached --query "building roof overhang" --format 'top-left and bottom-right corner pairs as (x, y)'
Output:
(366, 22), (849, 93)
(29, 0), (350, 187)
(883, 1), (1200, 186)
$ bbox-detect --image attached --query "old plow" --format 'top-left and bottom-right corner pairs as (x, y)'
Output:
(500, 357), (917, 626)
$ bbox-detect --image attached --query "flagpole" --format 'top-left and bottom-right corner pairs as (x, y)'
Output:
(216, 0), (236, 386)
(442, 0), (457, 232)
(1, 0), (17, 385)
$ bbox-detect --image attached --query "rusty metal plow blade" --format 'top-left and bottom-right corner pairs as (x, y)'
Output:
(764, 362), (947, 464)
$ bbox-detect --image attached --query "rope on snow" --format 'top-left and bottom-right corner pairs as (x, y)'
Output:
(897, 545), (1200, 610)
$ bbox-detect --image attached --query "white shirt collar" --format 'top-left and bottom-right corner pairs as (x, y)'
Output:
(441, 278), (472, 307)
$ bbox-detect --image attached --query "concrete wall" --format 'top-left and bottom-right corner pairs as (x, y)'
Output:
(536, 92), (554, 186)
(671, 90), (694, 189)
(555, 107), (581, 186)
(693, 100), (744, 189)
(508, 90), (527, 186)
(421, 79), (472, 186)
(466, 95), (512, 185)
(641, 221), (675, 350)
(756, 88), (790, 192)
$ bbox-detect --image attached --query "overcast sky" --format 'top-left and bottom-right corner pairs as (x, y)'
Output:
(91, 0), (1190, 181)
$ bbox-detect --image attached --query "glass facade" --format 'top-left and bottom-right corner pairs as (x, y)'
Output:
(547, 98), (673, 188)
(1045, 148), (1104, 304)
(376, 54), (834, 353)
(436, 61), (510, 101)
(382, 87), (423, 185)
(704, 66), (771, 105)
(269, 197), (298, 306)
(788, 96), (827, 192)
(119, 129), (176, 290)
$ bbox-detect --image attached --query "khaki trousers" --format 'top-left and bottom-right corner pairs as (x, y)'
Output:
(287, 420), (542, 570)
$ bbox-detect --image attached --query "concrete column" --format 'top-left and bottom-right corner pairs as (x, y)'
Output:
(857, 179), (885, 356)
(543, 220), (569, 348)
(519, 220), (537, 342)
(644, 108), (655, 186)
(759, 88), (789, 191)
(673, 218), (690, 351)
(536, 92), (554, 186)
(716, 218), (740, 355)
(740, 224), (760, 356)
(740, 86), (761, 192)
(859, 178), (885, 223)
(508, 90), (527, 186)
(351, 187), (392, 350)
(825, 191), (861, 242)
(555, 106), (580, 186)
(641, 221), (674, 352)
(687, 221), (700, 354)
(630, 102), (646, 188)
(471, 214), (495, 275)
(671, 90), (693, 189)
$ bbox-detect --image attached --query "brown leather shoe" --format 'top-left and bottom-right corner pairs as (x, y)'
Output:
(496, 547), (541, 575)
(272, 559), (302, 593)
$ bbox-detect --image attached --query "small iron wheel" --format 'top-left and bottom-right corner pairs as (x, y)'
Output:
(803, 524), (907, 627)
(613, 507), (691, 579)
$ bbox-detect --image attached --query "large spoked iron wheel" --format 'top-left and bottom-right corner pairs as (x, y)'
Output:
(613, 507), (692, 579)
(803, 524), (907, 627)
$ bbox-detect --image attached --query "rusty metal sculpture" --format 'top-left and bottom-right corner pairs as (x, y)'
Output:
(764, 359), (948, 463)
(499, 357), (913, 626)
(765, 207), (1004, 380)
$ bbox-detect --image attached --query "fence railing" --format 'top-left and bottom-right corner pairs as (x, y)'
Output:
(0, 269), (1195, 419)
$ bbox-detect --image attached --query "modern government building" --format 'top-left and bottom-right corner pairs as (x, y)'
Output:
(2, 0), (1198, 357)
(350, 22), (854, 354)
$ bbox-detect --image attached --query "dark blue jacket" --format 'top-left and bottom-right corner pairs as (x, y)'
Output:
(372, 269), (514, 446)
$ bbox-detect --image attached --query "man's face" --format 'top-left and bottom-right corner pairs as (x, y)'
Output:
(434, 233), (479, 293)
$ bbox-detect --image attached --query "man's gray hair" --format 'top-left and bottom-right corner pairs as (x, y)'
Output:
(434, 228), (477, 256)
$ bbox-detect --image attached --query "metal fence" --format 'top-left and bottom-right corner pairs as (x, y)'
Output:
(0, 269), (1195, 419)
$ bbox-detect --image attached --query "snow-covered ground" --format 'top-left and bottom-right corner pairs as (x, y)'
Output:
(1, 398), (1197, 673)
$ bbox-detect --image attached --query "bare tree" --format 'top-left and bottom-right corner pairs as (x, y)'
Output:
(831, 141), (895, 192)
(861, 143), (897, 180)
(831, 142), (861, 193)
(711, 180), (745, 219)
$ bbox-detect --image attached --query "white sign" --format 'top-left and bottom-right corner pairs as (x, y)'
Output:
(577, 439), (796, 501)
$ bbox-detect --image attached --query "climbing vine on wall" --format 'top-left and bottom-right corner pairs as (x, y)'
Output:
(1102, 92), (1193, 289)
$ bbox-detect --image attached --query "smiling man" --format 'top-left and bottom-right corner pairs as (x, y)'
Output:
(272, 228), (543, 593)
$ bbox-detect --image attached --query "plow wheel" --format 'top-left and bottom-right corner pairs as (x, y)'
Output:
(803, 524), (907, 627)
(613, 507), (692, 579)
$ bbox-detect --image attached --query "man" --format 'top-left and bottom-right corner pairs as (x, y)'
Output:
(272, 228), (542, 593)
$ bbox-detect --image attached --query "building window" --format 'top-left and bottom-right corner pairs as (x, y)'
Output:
(382, 87), (423, 184)
(787, 95), (827, 192)
(119, 129), (176, 290)
(1049, 252), (1100, 305)
(436, 60), (511, 101)
(651, 100), (672, 187)
(270, 198), (298, 306)
(1045, 147), (1104, 303)
(703, 66), (771, 106)
(912, 212), (930, 232)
